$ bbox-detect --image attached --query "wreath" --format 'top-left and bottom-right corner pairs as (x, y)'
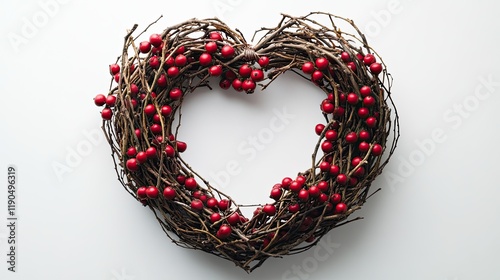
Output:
(93, 12), (399, 272)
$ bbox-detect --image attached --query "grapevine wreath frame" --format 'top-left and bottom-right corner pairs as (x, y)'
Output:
(95, 12), (399, 273)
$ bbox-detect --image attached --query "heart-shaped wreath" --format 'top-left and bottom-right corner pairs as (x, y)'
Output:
(94, 12), (399, 272)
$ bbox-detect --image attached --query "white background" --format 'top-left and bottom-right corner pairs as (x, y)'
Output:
(1, 0), (499, 279)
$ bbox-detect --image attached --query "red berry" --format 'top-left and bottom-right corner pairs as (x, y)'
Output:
(224, 71), (237, 80)
(219, 79), (231, 89)
(363, 96), (376, 107)
(149, 56), (160, 69)
(220, 45), (235, 58)
(176, 175), (186, 184)
(356, 53), (364, 61)
(315, 124), (325, 135)
(199, 53), (212, 66)
(308, 185), (321, 197)
(363, 54), (376, 65)
(184, 177), (197, 190)
(315, 57), (329, 70)
(262, 204), (276, 216)
(258, 56), (270, 67)
(321, 141), (333, 153)
(270, 188), (282, 200)
(217, 224), (232, 239)
(209, 65), (223, 76)
(139, 41), (151, 53)
(358, 107), (370, 119)
(335, 202), (347, 214)
(302, 61), (315, 74)
(137, 187), (147, 198)
(359, 130), (371, 141)
(161, 105), (172, 116)
(340, 52), (351, 62)
(227, 212), (240, 225)
(372, 144), (383, 156)
(347, 93), (358, 105)
(360, 86), (372, 97)
(319, 193), (329, 203)
(175, 54), (187, 67)
(296, 175), (306, 185)
(94, 94), (106, 106)
(109, 64), (120, 75)
(146, 147), (157, 158)
(126, 147), (137, 157)
(359, 141), (370, 152)
(218, 199), (231, 211)
(325, 130), (338, 141)
(329, 165), (340, 176)
(169, 88), (182, 100)
(165, 56), (174, 67)
(150, 124), (162, 135)
(334, 106), (345, 117)
(134, 128), (141, 139)
(321, 102), (334, 114)
(251, 69), (264, 82)
(167, 66), (179, 78)
(163, 186), (176, 200)
(205, 41), (218, 53)
(298, 189), (309, 201)
(144, 104), (155, 116)
(345, 132), (358, 143)
(289, 181), (302, 192)
(239, 64), (252, 78)
(165, 145), (175, 157)
(370, 63), (383, 75)
(305, 234), (315, 243)
(129, 99), (138, 109)
(157, 73), (168, 86)
(101, 108), (113, 120)
(175, 46), (185, 54)
(241, 79), (256, 92)
(231, 79), (243, 91)
(281, 177), (293, 189)
(288, 203), (300, 213)
(192, 190), (202, 199)
(319, 161), (330, 172)
(366, 117), (377, 128)
(351, 156), (363, 167)
(176, 141), (187, 153)
(209, 31), (223, 41)
(311, 70), (323, 81)
(191, 199), (203, 211)
(145, 186), (159, 199)
(253, 207), (262, 216)
(336, 174), (348, 185)
(149, 33), (162, 47)
(206, 197), (218, 209)
(130, 84), (139, 97)
(330, 193), (342, 204)
(136, 151), (148, 163)
(317, 181), (329, 192)
(353, 166), (365, 177)
(210, 212), (221, 223)
(113, 73), (120, 83)
(347, 62), (357, 71)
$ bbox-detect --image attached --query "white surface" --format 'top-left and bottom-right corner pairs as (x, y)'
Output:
(1, 0), (499, 279)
